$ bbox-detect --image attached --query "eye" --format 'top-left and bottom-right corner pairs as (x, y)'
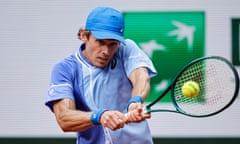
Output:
(109, 42), (119, 48)
(97, 40), (105, 46)
(96, 39), (119, 48)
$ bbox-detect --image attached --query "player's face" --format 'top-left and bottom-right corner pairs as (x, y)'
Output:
(83, 34), (120, 68)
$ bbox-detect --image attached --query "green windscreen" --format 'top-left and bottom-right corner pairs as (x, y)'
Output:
(124, 11), (205, 102)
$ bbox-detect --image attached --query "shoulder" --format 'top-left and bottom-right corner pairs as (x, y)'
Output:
(55, 54), (77, 68)
(52, 54), (78, 76)
(118, 39), (140, 53)
(124, 39), (138, 48)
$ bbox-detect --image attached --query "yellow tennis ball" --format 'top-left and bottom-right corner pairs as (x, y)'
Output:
(181, 81), (200, 98)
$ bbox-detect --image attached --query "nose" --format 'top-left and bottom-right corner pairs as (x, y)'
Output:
(102, 45), (111, 56)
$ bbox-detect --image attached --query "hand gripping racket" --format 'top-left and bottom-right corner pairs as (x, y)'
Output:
(145, 56), (239, 117)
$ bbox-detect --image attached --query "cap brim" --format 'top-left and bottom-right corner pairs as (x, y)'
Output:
(91, 30), (125, 44)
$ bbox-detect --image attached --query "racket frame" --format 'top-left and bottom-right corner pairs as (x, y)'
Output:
(146, 56), (239, 117)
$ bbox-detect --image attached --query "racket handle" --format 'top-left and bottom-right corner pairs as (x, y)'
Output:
(143, 106), (148, 113)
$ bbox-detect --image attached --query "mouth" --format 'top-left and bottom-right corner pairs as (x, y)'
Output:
(99, 56), (108, 61)
(97, 57), (109, 64)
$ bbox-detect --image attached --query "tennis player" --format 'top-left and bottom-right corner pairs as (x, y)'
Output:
(45, 6), (157, 144)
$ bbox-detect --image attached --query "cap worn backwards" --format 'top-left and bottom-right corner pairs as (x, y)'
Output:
(85, 7), (125, 44)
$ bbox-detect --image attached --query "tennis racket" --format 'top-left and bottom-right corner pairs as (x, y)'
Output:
(145, 56), (239, 117)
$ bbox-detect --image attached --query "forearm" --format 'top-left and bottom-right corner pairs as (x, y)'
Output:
(53, 99), (127, 132)
(126, 67), (151, 123)
(130, 67), (150, 100)
(56, 109), (93, 132)
(53, 99), (94, 132)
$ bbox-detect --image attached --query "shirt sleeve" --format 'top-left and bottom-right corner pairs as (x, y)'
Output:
(45, 58), (75, 112)
(121, 39), (157, 78)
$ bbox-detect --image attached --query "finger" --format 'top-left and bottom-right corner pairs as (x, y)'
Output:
(105, 111), (125, 130)
(142, 112), (151, 119)
(126, 111), (142, 122)
(125, 108), (150, 123)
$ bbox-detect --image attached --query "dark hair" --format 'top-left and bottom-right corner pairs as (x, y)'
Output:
(77, 29), (91, 40)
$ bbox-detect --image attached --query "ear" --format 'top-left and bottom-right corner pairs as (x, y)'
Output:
(79, 28), (87, 42)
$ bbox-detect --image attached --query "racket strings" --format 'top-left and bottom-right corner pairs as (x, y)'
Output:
(173, 58), (237, 116)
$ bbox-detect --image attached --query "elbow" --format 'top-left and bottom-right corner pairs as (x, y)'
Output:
(59, 123), (71, 132)
(56, 113), (72, 132)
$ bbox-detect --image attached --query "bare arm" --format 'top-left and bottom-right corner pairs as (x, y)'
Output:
(53, 98), (127, 132)
(52, 99), (93, 132)
(127, 67), (151, 123)
(129, 67), (150, 100)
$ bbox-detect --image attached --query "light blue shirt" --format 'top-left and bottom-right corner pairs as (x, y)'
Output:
(46, 39), (157, 144)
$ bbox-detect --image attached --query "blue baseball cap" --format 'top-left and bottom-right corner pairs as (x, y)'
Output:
(85, 7), (125, 44)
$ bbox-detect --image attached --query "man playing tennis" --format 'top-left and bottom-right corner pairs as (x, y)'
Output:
(45, 6), (157, 144)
